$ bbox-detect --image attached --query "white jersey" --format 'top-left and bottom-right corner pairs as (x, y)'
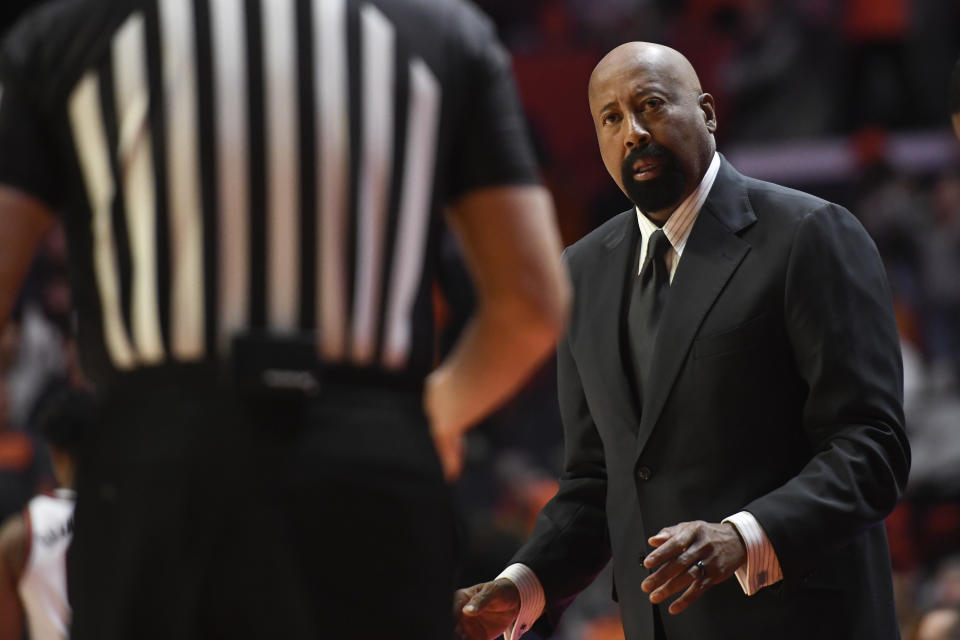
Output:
(18, 489), (75, 640)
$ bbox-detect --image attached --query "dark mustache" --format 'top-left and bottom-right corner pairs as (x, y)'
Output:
(622, 144), (670, 171)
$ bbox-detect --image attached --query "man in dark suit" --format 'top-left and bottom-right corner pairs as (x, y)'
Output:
(454, 42), (909, 640)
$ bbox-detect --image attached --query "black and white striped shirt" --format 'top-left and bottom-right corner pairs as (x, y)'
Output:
(0, 0), (538, 387)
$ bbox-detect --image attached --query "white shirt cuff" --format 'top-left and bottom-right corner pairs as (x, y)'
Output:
(496, 563), (545, 640)
(722, 511), (783, 595)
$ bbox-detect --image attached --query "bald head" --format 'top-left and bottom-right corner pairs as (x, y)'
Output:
(587, 42), (716, 221)
(589, 43), (702, 106)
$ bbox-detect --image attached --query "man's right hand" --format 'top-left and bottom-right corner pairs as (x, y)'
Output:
(453, 578), (521, 640)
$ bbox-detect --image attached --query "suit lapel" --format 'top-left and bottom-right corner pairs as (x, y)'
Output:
(582, 211), (643, 432)
(634, 158), (756, 458)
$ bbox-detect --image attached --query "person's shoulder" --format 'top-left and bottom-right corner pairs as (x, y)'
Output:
(366, 0), (505, 87)
(741, 174), (834, 219)
(407, 0), (504, 64)
(1, 0), (130, 97)
(734, 170), (867, 242)
(1, 0), (83, 63)
(374, 0), (496, 43)
(411, 0), (495, 36)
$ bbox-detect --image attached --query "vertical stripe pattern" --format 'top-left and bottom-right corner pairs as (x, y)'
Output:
(350, 4), (395, 364)
(70, 73), (137, 369)
(158, 0), (205, 360)
(67, 0), (445, 374)
(209, 0), (250, 352)
(314, 0), (349, 360)
(383, 58), (441, 369)
(112, 14), (165, 364)
(262, 0), (300, 330)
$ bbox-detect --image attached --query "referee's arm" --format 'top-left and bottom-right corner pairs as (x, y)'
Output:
(0, 185), (56, 330)
(426, 183), (570, 480)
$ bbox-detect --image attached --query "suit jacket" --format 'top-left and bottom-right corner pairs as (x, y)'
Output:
(512, 157), (910, 640)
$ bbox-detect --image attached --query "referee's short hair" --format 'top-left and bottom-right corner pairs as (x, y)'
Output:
(34, 387), (97, 460)
(951, 56), (960, 116)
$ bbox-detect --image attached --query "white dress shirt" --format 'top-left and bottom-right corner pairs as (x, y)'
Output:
(498, 152), (783, 640)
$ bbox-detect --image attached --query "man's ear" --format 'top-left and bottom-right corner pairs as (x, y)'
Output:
(699, 93), (717, 134)
(952, 111), (960, 143)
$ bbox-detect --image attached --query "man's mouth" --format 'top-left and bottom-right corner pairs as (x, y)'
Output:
(631, 158), (663, 180)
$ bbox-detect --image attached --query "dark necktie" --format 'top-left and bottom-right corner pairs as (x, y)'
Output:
(627, 229), (672, 408)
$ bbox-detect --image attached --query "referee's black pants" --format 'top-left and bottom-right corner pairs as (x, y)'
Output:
(68, 366), (457, 640)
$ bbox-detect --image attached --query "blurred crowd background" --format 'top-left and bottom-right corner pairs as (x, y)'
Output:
(2, 0), (960, 638)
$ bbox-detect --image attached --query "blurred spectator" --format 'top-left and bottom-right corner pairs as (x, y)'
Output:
(842, 0), (912, 129)
(0, 222), (71, 527)
(718, 0), (835, 141)
(509, 0), (604, 243)
(914, 606), (960, 640)
(0, 378), (54, 524)
(565, 0), (667, 50)
(0, 387), (90, 640)
(854, 162), (927, 319)
(3, 223), (73, 432)
(903, 376), (960, 502)
(927, 556), (960, 609)
(920, 169), (960, 375)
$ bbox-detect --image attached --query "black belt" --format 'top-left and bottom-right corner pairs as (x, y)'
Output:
(98, 333), (424, 402)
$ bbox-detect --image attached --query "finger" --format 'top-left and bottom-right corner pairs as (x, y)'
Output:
(453, 589), (474, 616)
(641, 548), (700, 593)
(647, 524), (678, 547)
(462, 583), (499, 615)
(442, 454), (460, 482)
(649, 562), (703, 603)
(644, 526), (696, 568)
(442, 437), (465, 481)
(667, 574), (711, 615)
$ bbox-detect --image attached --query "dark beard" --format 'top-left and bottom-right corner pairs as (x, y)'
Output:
(620, 145), (687, 213)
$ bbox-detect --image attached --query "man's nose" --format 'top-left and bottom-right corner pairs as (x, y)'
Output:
(623, 115), (650, 150)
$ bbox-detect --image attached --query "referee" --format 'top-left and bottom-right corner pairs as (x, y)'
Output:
(0, 1), (570, 638)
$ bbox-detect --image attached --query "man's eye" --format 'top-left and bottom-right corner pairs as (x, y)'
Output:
(644, 98), (663, 110)
(602, 113), (620, 125)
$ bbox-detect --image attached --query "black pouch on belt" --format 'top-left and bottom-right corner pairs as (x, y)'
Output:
(230, 332), (322, 399)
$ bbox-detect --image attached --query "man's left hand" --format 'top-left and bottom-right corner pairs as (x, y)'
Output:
(641, 520), (746, 614)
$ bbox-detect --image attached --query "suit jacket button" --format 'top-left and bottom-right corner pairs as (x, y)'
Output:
(638, 466), (652, 481)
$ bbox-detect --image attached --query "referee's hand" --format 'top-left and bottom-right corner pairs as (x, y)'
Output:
(430, 423), (464, 482)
